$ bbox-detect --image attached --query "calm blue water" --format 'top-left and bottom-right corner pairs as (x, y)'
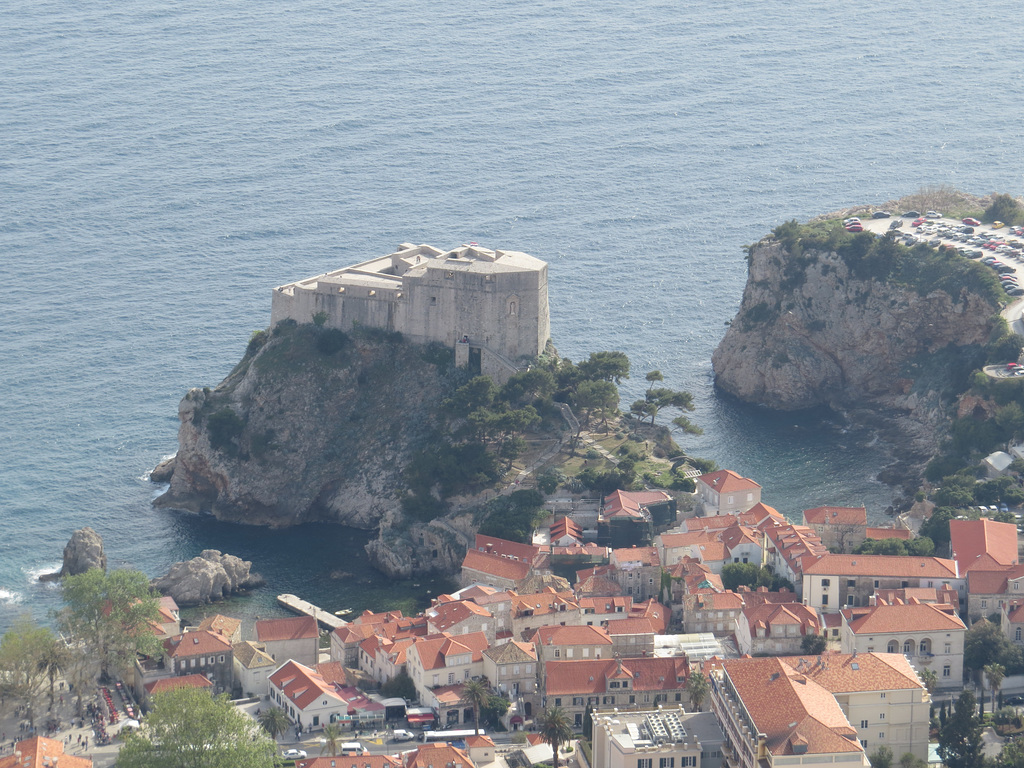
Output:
(2, 0), (1022, 632)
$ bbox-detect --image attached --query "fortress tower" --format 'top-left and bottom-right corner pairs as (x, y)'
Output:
(271, 243), (550, 381)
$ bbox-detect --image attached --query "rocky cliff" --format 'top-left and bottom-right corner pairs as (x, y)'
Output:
(712, 225), (1003, 476)
(154, 323), (471, 577)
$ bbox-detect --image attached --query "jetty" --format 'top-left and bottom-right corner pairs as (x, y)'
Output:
(276, 593), (347, 631)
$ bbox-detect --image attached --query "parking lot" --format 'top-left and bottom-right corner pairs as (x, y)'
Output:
(854, 212), (1024, 339)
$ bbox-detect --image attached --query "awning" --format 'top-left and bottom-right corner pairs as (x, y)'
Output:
(407, 713), (436, 724)
(510, 716), (524, 724)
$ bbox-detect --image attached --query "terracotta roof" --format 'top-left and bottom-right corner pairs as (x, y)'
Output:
(803, 506), (867, 526)
(874, 587), (956, 606)
(0, 737), (93, 768)
(865, 527), (913, 541)
(255, 615), (319, 643)
(842, 602), (966, 634)
(197, 614), (241, 639)
(406, 743), (476, 768)
(775, 653), (925, 692)
(742, 602), (819, 635)
(578, 596), (633, 614)
(1007, 603), (1024, 623)
(315, 660), (353, 686)
(465, 735), (496, 747)
(660, 531), (719, 549)
(163, 629), (232, 658)
(692, 540), (729, 563)
(692, 591), (746, 611)
(530, 624), (612, 647)
(605, 618), (655, 636)
(545, 657), (687, 695)
(269, 660), (344, 711)
(803, 553), (959, 579)
(474, 534), (540, 563)
(967, 565), (1024, 595)
(427, 600), (493, 632)
(408, 632), (490, 671)
(233, 640), (277, 669)
(511, 590), (579, 616)
(462, 548), (531, 581)
(950, 519), (1019, 571)
(697, 469), (761, 493)
(575, 574), (625, 598)
(630, 599), (669, 633)
(610, 546), (660, 567)
(144, 673), (214, 694)
(551, 517), (583, 539)
(718, 657), (863, 757)
(603, 489), (673, 519)
(484, 640), (537, 664)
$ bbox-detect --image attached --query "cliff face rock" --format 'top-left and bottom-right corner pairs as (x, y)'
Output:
(40, 527), (107, 582)
(713, 236), (1000, 474)
(151, 550), (263, 606)
(154, 324), (473, 577)
(155, 326), (456, 529)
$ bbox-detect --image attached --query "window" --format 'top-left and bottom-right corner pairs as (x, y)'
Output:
(682, 759), (697, 768)
(660, 759), (675, 768)
(554, 649), (560, 658)
(874, 580), (880, 588)
(945, 643), (952, 654)
(879, 713), (885, 720)
(638, 760), (653, 768)
(629, 695), (636, 704)
(1017, 628), (1022, 642)
(573, 697), (584, 706)
(219, 655), (224, 663)
(822, 594), (829, 606)
(903, 640), (914, 655)
(861, 741), (868, 748)
(603, 696), (614, 705)
(822, 579), (831, 587)
(888, 640), (899, 653)
(879, 733), (885, 739)
(982, 600), (988, 609)
(847, 580), (856, 588)
(575, 713), (583, 728)
(448, 673), (455, 685)
(860, 720), (868, 729)
(554, 698), (562, 707)
(943, 665), (951, 678)
(880, 693), (886, 699)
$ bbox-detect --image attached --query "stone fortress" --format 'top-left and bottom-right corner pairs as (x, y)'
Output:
(271, 242), (550, 382)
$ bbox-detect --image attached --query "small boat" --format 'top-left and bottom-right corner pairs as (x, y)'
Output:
(334, 608), (353, 616)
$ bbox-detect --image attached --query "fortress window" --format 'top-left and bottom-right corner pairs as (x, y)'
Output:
(431, 297), (437, 305)
(338, 287), (345, 293)
(508, 300), (517, 315)
(368, 290), (376, 296)
(446, 271), (454, 279)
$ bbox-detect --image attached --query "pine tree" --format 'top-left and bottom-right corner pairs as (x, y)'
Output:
(938, 690), (984, 768)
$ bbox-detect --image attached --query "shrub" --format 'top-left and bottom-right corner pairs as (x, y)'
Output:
(315, 328), (350, 355)
(984, 193), (1024, 226)
(206, 408), (245, 452)
(247, 329), (269, 355)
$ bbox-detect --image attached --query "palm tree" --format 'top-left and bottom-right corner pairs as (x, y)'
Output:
(258, 707), (291, 741)
(687, 671), (709, 712)
(984, 663), (1006, 711)
(537, 706), (574, 768)
(36, 635), (71, 712)
(459, 679), (490, 735)
(321, 722), (345, 756)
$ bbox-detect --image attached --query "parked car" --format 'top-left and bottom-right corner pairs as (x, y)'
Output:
(994, 221), (1006, 229)
(872, 211), (891, 218)
(963, 217), (981, 226)
(902, 210), (921, 218)
(283, 750), (308, 760)
(846, 223), (864, 233)
(926, 211), (943, 219)
(392, 730), (416, 742)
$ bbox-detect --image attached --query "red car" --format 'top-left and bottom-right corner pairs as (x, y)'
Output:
(845, 223), (864, 233)
(963, 217), (981, 227)
(912, 218), (927, 227)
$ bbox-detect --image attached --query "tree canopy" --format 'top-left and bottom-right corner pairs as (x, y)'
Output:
(0, 617), (56, 727)
(58, 568), (162, 679)
(938, 690), (984, 768)
(964, 619), (1022, 674)
(720, 563), (794, 593)
(118, 688), (278, 768)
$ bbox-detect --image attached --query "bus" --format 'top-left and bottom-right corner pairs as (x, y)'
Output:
(420, 729), (484, 744)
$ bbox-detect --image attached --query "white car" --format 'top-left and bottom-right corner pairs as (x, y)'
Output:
(392, 729), (416, 742)
(283, 749), (308, 759)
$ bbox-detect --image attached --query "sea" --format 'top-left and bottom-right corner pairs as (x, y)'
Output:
(2, 0), (1022, 634)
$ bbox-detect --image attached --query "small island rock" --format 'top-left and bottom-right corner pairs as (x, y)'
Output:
(40, 527), (107, 582)
(151, 549), (264, 606)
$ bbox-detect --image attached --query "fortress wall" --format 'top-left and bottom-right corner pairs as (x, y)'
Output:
(452, 266), (549, 359)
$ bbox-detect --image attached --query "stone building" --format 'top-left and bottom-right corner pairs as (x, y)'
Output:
(592, 707), (725, 768)
(271, 243), (550, 382)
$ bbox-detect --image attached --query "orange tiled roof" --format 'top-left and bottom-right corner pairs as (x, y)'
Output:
(163, 629), (232, 658)
(144, 673), (213, 694)
(578, 595), (633, 614)
(693, 591), (745, 611)
(315, 660), (352, 687)
(803, 553), (958, 579)
(0, 737), (93, 768)
(198, 614), (241, 639)
(474, 534), (540, 563)
(660, 531), (719, 549)
(865, 527), (913, 541)
(605, 618), (655, 636)
(297, 757), (401, 768)
(484, 640), (537, 664)
(406, 743), (476, 768)
(610, 546), (660, 567)
(530, 624), (612, 647)
(545, 657), (687, 695)
(697, 469), (761, 493)
(408, 632), (489, 671)
(719, 657), (863, 757)
(462, 549), (531, 581)
(255, 615), (319, 643)
(950, 518), (1019, 570)
(269, 659), (344, 710)
(775, 652), (924, 692)
(603, 489), (673, 519)
(843, 602), (966, 634)
(742, 602), (819, 635)
(427, 600), (493, 632)
(803, 506), (867, 526)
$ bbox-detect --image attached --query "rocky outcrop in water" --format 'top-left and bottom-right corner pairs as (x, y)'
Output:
(712, 230), (1002, 480)
(151, 550), (264, 606)
(152, 324), (478, 577)
(40, 527), (107, 582)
